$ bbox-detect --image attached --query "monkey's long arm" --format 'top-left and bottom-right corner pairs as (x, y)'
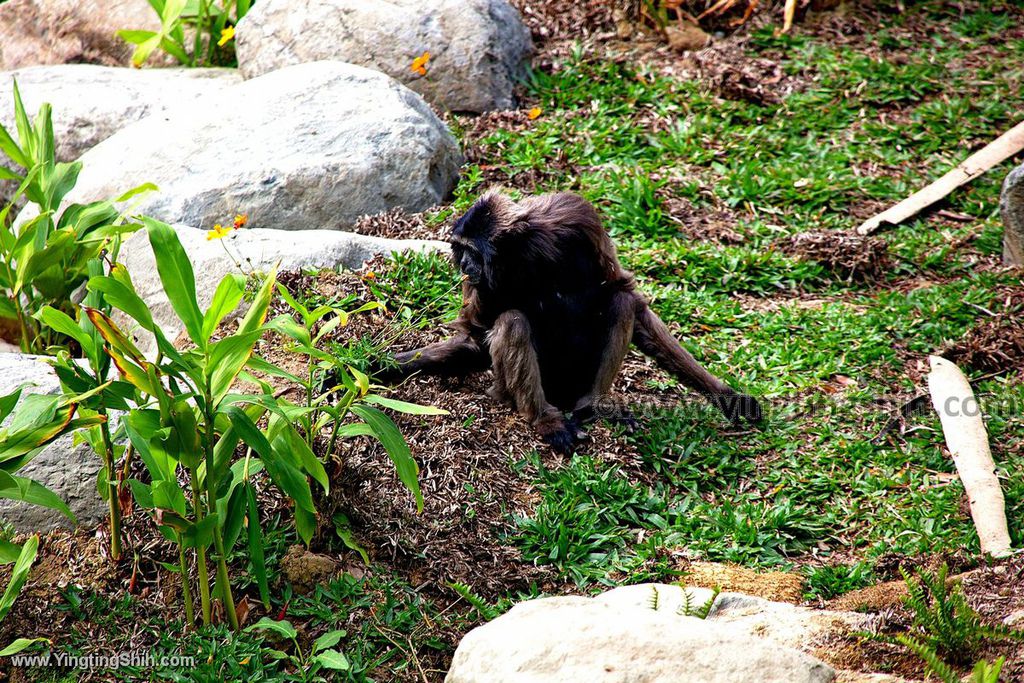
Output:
(632, 304), (762, 423)
(386, 333), (491, 380)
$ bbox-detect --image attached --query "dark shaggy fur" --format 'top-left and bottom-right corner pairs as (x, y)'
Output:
(382, 190), (761, 452)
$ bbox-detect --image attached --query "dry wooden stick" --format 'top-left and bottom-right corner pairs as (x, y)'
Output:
(927, 356), (1012, 558)
(857, 120), (1024, 235)
(781, 0), (797, 33)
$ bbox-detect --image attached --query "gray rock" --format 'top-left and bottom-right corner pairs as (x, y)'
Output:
(0, 0), (160, 70)
(17, 61), (462, 232)
(119, 223), (447, 354)
(0, 65), (242, 164)
(707, 592), (877, 650)
(445, 596), (836, 683)
(1000, 163), (1024, 265)
(235, 0), (532, 113)
(0, 353), (105, 533)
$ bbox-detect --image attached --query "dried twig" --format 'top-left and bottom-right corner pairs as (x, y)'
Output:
(858, 120), (1024, 235)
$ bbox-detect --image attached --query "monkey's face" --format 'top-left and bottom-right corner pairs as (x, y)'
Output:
(451, 196), (504, 288)
(452, 243), (484, 285)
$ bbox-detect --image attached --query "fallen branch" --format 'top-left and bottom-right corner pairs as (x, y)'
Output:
(857, 120), (1024, 235)
(926, 356), (1012, 558)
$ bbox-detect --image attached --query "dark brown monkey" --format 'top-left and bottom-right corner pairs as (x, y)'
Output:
(381, 190), (762, 452)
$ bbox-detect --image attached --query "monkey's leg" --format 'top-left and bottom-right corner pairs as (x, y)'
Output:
(382, 334), (490, 382)
(572, 290), (637, 427)
(633, 302), (763, 423)
(488, 310), (575, 453)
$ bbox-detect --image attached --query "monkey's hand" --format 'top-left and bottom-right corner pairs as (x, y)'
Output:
(534, 412), (576, 455)
(712, 392), (764, 425)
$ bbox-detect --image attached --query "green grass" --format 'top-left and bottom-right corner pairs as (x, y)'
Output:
(424, 2), (1024, 590)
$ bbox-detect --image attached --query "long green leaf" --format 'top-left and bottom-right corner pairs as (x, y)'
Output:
(0, 475), (76, 522)
(246, 484), (271, 608)
(237, 267), (278, 336)
(202, 273), (245, 341)
(226, 407), (315, 514)
(142, 217), (204, 349)
(364, 395), (448, 416)
(0, 535), (38, 622)
(350, 405), (423, 513)
(208, 330), (263, 405)
(0, 637), (49, 657)
(34, 307), (94, 358)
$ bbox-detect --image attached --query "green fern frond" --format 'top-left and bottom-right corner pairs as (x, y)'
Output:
(448, 582), (500, 621)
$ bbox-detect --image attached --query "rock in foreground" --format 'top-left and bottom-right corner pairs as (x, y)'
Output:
(26, 61), (462, 232)
(446, 595), (836, 683)
(236, 0), (532, 113)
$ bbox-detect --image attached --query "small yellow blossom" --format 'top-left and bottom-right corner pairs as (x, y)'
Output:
(233, 213), (248, 229)
(240, 657), (251, 666)
(218, 26), (235, 47)
(410, 51), (431, 76)
(527, 107), (542, 120)
(206, 223), (233, 241)
(363, 271), (376, 280)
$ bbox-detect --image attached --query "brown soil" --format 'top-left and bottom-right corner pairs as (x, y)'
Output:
(265, 265), (689, 598)
(351, 208), (448, 242)
(941, 287), (1024, 377)
(781, 231), (893, 283)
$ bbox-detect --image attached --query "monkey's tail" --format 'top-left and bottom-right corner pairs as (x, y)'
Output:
(632, 302), (762, 423)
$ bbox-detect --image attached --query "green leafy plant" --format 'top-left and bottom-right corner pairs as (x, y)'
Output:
(34, 288), (140, 561)
(449, 582), (500, 621)
(0, 81), (147, 354)
(896, 637), (1005, 683)
(256, 283), (448, 514)
(0, 535), (49, 657)
(86, 217), (328, 631)
(862, 564), (1023, 681)
(676, 586), (719, 619)
(118, 0), (252, 67)
(0, 384), (106, 523)
(245, 618), (350, 680)
(898, 564), (1024, 665)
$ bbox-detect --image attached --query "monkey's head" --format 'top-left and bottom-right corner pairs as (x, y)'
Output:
(449, 192), (512, 288)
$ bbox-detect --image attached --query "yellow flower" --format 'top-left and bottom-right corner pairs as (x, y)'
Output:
(411, 51), (431, 76)
(218, 26), (235, 47)
(527, 107), (542, 120)
(206, 223), (233, 241)
(233, 213), (248, 229)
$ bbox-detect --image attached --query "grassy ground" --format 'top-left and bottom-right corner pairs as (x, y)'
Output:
(437, 1), (1024, 591)
(5, 2), (1024, 681)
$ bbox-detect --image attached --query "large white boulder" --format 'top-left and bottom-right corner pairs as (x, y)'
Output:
(18, 61), (462, 232)
(235, 0), (532, 113)
(0, 65), (242, 165)
(119, 224), (448, 354)
(0, 354), (105, 533)
(445, 596), (836, 683)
